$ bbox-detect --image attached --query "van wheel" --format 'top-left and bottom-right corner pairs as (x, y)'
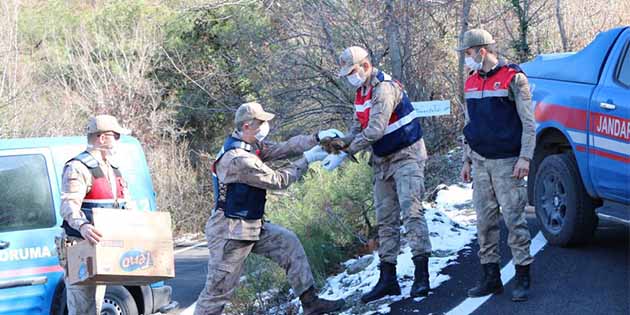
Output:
(533, 152), (598, 246)
(102, 286), (139, 315)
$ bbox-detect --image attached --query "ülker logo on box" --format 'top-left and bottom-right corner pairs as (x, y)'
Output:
(119, 249), (152, 272)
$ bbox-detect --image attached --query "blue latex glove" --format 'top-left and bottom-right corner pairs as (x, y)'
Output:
(317, 129), (344, 141)
(303, 145), (328, 163)
(322, 152), (348, 171)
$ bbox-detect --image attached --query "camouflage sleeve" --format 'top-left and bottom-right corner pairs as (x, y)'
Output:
(335, 116), (362, 149)
(230, 155), (309, 190)
(347, 115), (362, 139)
(60, 161), (91, 230)
(510, 73), (536, 160)
(462, 141), (473, 164)
(462, 102), (473, 164)
(348, 82), (401, 155)
(259, 134), (317, 162)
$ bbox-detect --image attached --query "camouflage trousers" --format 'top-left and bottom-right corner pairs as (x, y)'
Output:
(193, 221), (315, 315)
(55, 232), (106, 315)
(471, 156), (533, 266)
(374, 161), (432, 264)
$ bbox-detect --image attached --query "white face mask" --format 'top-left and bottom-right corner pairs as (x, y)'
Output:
(87, 143), (118, 160)
(255, 121), (270, 142)
(346, 68), (367, 87)
(465, 51), (484, 72)
(104, 147), (117, 160)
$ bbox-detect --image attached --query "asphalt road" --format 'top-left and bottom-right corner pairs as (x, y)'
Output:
(392, 216), (629, 315)
(167, 215), (629, 315)
(165, 245), (209, 313)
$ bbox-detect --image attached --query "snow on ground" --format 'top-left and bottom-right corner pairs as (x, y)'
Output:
(435, 183), (475, 226)
(309, 183), (477, 315)
(173, 233), (205, 246)
(180, 183), (477, 315)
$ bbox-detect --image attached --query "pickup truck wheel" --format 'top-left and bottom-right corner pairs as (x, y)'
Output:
(102, 286), (139, 315)
(534, 153), (598, 246)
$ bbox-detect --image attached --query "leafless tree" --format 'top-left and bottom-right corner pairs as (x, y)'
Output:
(555, 0), (569, 51)
(457, 0), (474, 116)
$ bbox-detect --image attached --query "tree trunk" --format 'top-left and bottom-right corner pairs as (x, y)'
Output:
(385, 0), (403, 80)
(457, 0), (473, 121)
(13, 0), (19, 108)
(555, 0), (569, 51)
(511, 0), (531, 63)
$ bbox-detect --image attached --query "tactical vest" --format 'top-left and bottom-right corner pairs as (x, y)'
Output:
(61, 151), (127, 238)
(354, 70), (423, 157)
(212, 136), (267, 220)
(463, 64), (524, 159)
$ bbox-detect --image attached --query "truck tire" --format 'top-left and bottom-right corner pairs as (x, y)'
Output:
(533, 152), (598, 246)
(102, 286), (139, 315)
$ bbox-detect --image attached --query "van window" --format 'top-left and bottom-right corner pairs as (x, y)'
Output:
(616, 41), (630, 87)
(0, 154), (56, 232)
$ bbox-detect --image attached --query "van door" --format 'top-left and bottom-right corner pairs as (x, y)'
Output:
(0, 149), (65, 315)
(589, 30), (630, 203)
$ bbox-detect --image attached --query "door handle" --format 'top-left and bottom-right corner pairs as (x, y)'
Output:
(0, 240), (9, 249)
(600, 102), (616, 110)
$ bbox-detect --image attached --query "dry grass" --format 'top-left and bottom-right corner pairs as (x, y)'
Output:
(147, 139), (213, 234)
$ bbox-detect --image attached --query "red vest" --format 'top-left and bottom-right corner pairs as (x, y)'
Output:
(463, 64), (524, 158)
(355, 85), (399, 129)
(83, 170), (126, 204)
(61, 151), (127, 238)
(354, 70), (423, 157)
(464, 65), (518, 99)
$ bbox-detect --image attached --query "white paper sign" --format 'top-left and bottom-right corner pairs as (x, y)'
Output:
(411, 100), (451, 117)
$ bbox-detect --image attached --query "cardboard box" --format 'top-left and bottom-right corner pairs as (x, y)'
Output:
(67, 209), (175, 285)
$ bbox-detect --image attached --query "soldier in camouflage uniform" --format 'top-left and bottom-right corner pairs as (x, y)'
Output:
(457, 29), (535, 302)
(193, 102), (345, 315)
(56, 115), (132, 314)
(330, 46), (432, 303)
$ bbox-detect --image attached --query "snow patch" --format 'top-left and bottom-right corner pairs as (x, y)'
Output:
(300, 183), (477, 314)
(181, 183), (478, 315)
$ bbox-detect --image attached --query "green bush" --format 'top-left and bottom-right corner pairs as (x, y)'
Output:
(266, 156), (375, 282)
(227, 255), (292, 315)
(225, 157), (374, 314)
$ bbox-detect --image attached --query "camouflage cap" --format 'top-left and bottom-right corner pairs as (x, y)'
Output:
(235, 102), (275, 125)
(338, 46), (369, 77)
(455, 29), (496, 51)
(86, 115), (130, 135)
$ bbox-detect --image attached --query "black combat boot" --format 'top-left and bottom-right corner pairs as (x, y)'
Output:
(300, 286), (345, 315)
(360, 262), (401, 303)
(410, 255), (430, 297)
(512, 264), (530, 302)
(467, 263), (504, 297)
